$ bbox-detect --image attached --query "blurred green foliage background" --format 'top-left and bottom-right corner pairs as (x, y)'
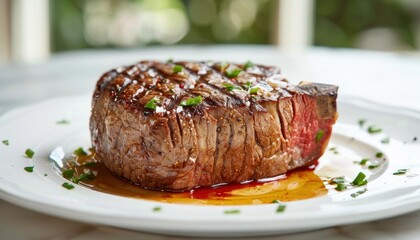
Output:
(50, 0), (420, 52)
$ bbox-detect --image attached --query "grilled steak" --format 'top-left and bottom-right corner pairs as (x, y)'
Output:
(90, 60), (338, 191)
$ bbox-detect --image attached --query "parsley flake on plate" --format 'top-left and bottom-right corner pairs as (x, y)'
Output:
(393, 169), (408, 175)
(62, 182), (75, 190)
(224, 209), (240, 214)
(367, 126), (382, 134)
(351, 188), (367, 198)
(24, 166), (34, 173)
(25, 148), (34, 158)
(56, 119), (70, 125)
(153, 206), (162, 212)
(352, 172), (367, 186)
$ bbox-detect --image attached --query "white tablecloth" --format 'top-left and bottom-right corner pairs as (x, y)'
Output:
(1, 45), (420, 239)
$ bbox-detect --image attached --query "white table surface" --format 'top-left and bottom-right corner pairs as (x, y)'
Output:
(0, 45), (420, 239)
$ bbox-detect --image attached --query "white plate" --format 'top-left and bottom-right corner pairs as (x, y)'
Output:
(0, 95), (419, 237)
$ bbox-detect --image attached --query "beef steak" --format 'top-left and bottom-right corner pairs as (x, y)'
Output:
(90, 61), (338, 191)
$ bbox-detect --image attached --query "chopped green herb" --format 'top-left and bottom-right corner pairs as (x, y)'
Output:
(359, 158), (369, 165)
(225, 69), (242, 78)
(368, 164), (379, 169)
(331, 176), (345, 184)
(249, 87), (259, 94)
(335, 182), (347, 191)
(172, 65), (184, 73)
(83, 161), (97, 167)
(276, 204), (286, 213)
(381, 137), (390, 144)
(222, 83), (241, 91)
(243, 81), (252, 90)
(329, 147), (339, 154)
(25, 148), (34, 158)
(153, 206), (162, 212)
(2, 140), (9, 146)
(393, 169), (408, 175)
(74, 147), (87, 156)
(243, 61), (254, 69)
(272, 199), (282, 204)
(224, 209), (240, 214)
(375, 152), (384, 158)
(62, 182), (75, 190)
(71, 170), (95, 183)
(24, 166), (34, 173)
(180, 96), (203, 107)
(44, 173), (48, 176)
(62, 169), (75, 179)
(351, 188), (367, 198)
(352, 172), (367, 186)
(367, 126), (382, 134)
(145, 97), (159, 110)
(167, 58), (174, 63)
(358, 119), (366, 127)
(56, 119), (70, 125)
(315, 130), (325, 143)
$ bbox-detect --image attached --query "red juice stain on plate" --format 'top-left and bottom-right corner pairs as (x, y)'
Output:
(65, 152), (327, 205)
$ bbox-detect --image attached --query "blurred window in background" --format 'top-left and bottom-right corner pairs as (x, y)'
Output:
(314, 0), (420, 51)
(50, 0), (275, 51)
(50, 0), (420, 52)
(1, 0), (420, 64)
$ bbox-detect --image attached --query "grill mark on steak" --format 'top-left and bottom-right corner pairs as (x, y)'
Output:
(97, 70), (118, 90)
(181, 62), (244, 107)
(111, 64), (151, 104)
(177, 63), (227, 107)
(119, 62), (199, 111)
(207, 64), (248, 105)
(117, 63), (155, 100)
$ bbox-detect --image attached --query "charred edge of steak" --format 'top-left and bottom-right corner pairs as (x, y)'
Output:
(90, 60), (338, 191)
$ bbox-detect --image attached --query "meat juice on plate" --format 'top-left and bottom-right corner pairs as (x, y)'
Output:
(62, 150), (327, 205)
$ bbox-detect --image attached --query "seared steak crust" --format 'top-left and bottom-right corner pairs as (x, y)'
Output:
(90, 61), (338, 191)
